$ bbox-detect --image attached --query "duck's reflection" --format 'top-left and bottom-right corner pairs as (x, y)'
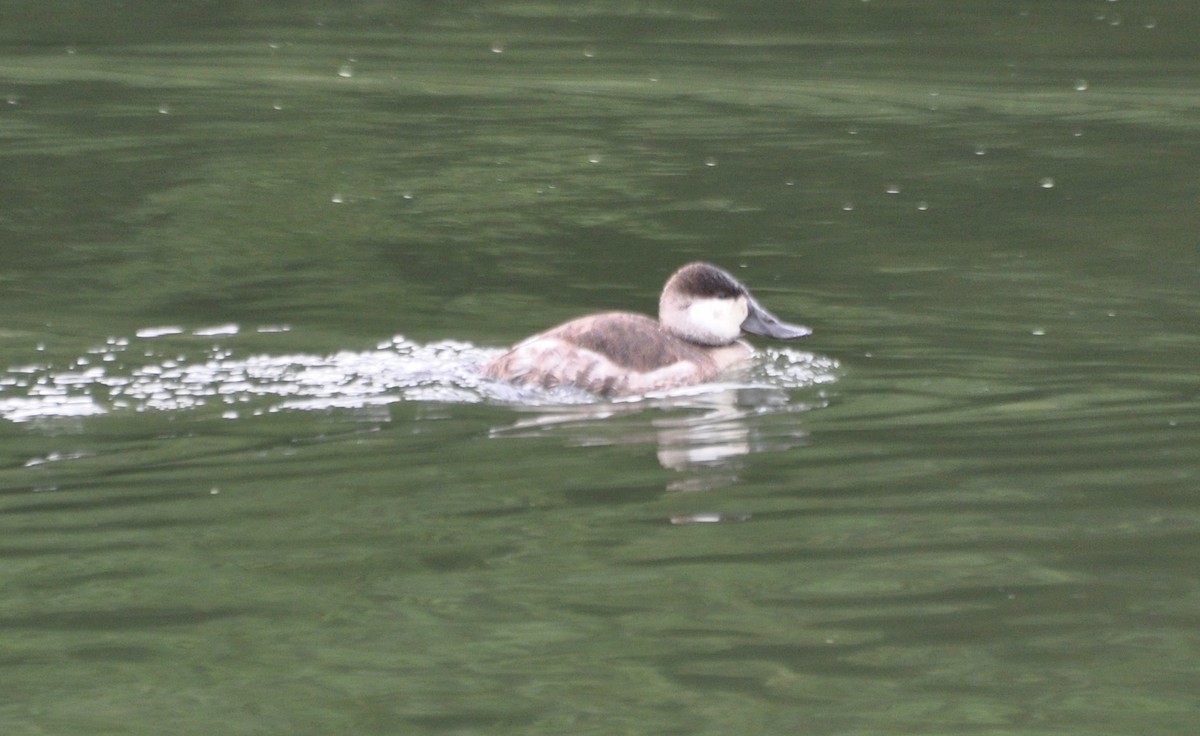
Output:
(488, 385), (816, 491)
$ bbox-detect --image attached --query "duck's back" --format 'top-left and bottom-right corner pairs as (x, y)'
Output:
(484, 312), (725, 397)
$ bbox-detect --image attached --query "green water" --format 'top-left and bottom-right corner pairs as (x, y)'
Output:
(3, 2), (1199, 734)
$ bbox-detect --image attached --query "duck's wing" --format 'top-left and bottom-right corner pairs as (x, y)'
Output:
(485, 313), (714, 396)
(544, 313), (706, 371)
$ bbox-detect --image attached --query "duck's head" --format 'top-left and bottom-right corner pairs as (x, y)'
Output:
(658, 262), (811, 346)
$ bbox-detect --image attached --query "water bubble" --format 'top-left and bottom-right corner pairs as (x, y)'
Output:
(586, 154), (602, 164)
(331, 193), (345, 204)
(1039, 177), (1055, 189)
(1031, 328), (1046, 336)
(916, 201), (929, 211)
(491, 41), (505, 54)
(704, 156), (718, 167)
(271, 101), (284, 111)
(5, 94), (19, 106)
(582, 48), (596, 59)
(136, 326), (184, 338)
(669, 513), (751, 525)
(337, 64), (354, 78)
(1143, 17), (1157, 29)
(885, 184), (900, 195)
(1073, 79), (1089, 92)
(193, 324), (239, 337)
(157, 103), (171, 115)
(841, 202), (855, 212)
(974, 145), (987, 156)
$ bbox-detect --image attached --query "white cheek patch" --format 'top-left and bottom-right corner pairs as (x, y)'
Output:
(686, 296), (746, 344)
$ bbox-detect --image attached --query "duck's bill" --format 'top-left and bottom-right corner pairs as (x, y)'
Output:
(741, 296), (811, 340)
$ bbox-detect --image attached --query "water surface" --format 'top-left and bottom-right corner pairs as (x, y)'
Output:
(2, 2), (1199, 734)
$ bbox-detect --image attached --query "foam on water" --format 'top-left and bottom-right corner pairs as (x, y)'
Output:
(0, 327), (838, 424)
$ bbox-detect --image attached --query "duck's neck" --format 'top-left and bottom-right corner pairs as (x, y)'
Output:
(705, 340), (754, 373)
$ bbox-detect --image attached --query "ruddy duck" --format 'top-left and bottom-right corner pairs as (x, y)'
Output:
(484, 262), (810, 397)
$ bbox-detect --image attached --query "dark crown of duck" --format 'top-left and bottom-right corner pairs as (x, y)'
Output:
(668, 262), (747, 300)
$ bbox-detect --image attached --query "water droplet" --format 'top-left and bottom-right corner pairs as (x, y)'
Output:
(1143, 17), (1157, 29)
(704, 156), (718, 167)
(1039, 177), (1055, 189)
(1073, 79), (1089, 91)
(669, 513), (750, 525)
(916, 201), (929, 211)
(1031, 328), (1046, 336)
(6, 94), (19, 106)
(586, 154), (602, 164)
(157, 103), (171, 115)
(974, 145), (987, 156)
(841, 202), (855, 212)
(331, 193), (344, 204)
(582, 48), (595, 59)
(271, 101), (284, 111)
(886, 184), (900, 195)
(136, 326), (183, 338)
(491, 41), (505, 54)
(337, 64), (353, 78)
(193, 324), (239, 337)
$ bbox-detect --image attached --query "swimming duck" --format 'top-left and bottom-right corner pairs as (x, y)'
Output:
(484, 262), (810, 397)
